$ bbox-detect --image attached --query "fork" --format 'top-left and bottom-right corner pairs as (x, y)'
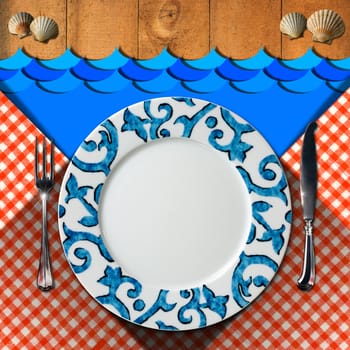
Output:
(34, 137), (55, 291)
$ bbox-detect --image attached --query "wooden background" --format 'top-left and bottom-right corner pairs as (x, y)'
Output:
(0, 0), (349, 60)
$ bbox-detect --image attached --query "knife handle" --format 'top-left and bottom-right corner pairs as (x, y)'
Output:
(297, 220), (315, 291)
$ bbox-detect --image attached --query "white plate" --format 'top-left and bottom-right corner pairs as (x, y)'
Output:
(58, 97), (291, 331)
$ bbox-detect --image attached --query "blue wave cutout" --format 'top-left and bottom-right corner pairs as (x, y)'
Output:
(313, 59), (350, 81)
(38, 71), (82, 93)
(86, 70), (131, 93)
(183, 71), (228, 93)
(71, 60), (115, 81)
(280, 70), (325, 93)
(265, 60), (308, 82)
(39, 49), (81, 70)
(168, 60), (212, 81)
(0, 49), (32, 70)
(0, 71), (34, 92)
(87, 49), (129, 70)
(281, 49), (322, 70)
(232, 71), (276, 93)
(232, 49), (274, 70)
(0, 69), (18, 81)
(136, 49), (177, 70)
(23, 60), (66, 81)
(184, 49), (226, 70)
(119, 60), (163, 81)
(0, 48), (349, 94)
(216, 60), (259, 81)
(0, 43), (349, 162)
(135, 71), (179, 93)
(330, 56), (350, 70)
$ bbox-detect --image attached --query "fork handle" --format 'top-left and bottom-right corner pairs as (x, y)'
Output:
(297, 220), (315, 291)
(37, 193), (54, 291)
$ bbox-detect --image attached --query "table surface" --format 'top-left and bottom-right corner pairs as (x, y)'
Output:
(1, 0), (350, 60)
(0, 88), (349, 348)
(0, 2), (349, 349)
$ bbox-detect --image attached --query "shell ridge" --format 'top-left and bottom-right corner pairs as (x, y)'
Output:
(280, 12), (306, 39)
(8, 12), (34, 38)
(30, 16), (58, 42)
(306, 9), (345, 44)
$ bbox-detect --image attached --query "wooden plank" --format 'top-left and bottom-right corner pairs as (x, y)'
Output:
(0, 0), (66, 59)
(1, 1), (349, 61)
(282, 0), (350, 59)
(211, 0), (281, 59)
(138, 0), (210, 59)
(67, 0), (138, 59)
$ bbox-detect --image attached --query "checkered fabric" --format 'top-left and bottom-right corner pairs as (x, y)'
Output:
(0, 90), (349, 349)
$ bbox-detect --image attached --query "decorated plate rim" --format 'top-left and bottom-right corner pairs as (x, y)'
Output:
(58, 96), (292, 331)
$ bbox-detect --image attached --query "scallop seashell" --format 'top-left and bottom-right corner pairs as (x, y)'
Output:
(30, 16), (58, 42)
(8, 12), (34, 38)
(307, 9), (345, 44)
(280, 12), (307, 39)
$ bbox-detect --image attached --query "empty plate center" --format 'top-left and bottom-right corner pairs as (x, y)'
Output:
(99, 138), (251, 289)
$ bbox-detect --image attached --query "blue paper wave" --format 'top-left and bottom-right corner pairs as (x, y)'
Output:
(37, 71), (82, 93)
(168, 60), (211, 81)
(184, 49), (226, 69)
(183, 71), (228, 93)
(232, 49), (274, 70)
(279, 71), (324, 93)
(23, 60), (66, 81)
(87, 49), (129, 70)
(39, 49), (80, 70)
(327, 78), (350, 92)
(120, 60), (163, 81)
(136, 49), (177, 70)
(329, 56), (350, 70)
(0, 49), (32, 70)
(232, 71), (276, 93)
(0, 71), (34, 92)
(135, 71), (179, 93)
(0, 48), (349, 94)
(281, 49), (322, 70)
(86, 70), (131, 93)
(265, 60), (308, 82)
(313, 60), (350, 81)
(216, 60), (259, 81)
(71, 60), (115, 81)
(0, 69), (18, 81)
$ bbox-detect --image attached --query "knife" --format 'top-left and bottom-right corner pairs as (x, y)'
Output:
(297, 121), (318, 291)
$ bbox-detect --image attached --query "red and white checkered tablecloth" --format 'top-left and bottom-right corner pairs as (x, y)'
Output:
(0, 90), (349, 349)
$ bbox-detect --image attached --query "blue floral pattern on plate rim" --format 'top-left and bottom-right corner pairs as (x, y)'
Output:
(58, 97), (292, 331)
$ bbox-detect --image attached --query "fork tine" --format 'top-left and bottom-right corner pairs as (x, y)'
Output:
(42, 138), (47, 178)
(34, 137), (55, 291)
(50, 140), (55, 181)
(35, 137), (39, 180)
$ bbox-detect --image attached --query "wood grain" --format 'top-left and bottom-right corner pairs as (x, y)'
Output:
(282, 0), (350, 59)
(0, 0), (66, 59)
(0, 1), (349, 60)
(138, 0), (209, 59)
(67, 0), (138, 59)
(211, 0), (282, 58)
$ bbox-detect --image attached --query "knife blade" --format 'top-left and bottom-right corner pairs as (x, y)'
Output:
(297, 121), (318, 291)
